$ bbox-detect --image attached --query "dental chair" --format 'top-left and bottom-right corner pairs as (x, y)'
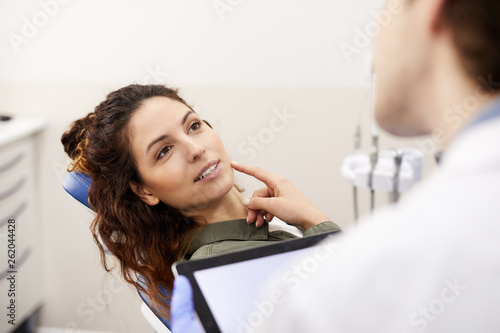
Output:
(62, 171), (172, 333)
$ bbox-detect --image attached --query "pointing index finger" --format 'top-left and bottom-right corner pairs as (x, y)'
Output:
(231, 161), (277, 188)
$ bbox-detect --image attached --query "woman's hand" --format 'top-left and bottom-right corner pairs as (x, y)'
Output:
(244, 186), (276, 228)
(231, 161), (330, 230)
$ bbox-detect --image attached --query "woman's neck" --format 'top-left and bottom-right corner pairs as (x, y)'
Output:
(183, 186), (248, 225)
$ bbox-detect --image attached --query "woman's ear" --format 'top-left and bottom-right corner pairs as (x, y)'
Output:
(129, 181), (160, 206)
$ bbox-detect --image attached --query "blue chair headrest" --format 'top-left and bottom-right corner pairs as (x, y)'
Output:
(62, 171), (92, 210)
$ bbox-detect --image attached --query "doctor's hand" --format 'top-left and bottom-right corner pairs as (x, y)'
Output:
(171, 275), (205, 333)
(231, 161), (330, 230)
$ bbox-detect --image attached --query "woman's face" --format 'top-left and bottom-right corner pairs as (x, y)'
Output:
(128, 96), (234, 212)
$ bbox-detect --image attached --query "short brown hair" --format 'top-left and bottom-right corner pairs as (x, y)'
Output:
(442, 0), (500, 91)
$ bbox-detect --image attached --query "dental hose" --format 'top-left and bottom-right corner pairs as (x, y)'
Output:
(391, 149), (403, 203)
(353, 125), (361, 221)
(369, 73), (379, 213)
(368, 135), (379, 212)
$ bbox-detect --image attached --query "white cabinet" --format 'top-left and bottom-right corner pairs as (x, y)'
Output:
(0, 117), (45, 333)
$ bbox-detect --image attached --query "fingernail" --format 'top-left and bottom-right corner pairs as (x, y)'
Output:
(231, 160), (240, 166)
(242, 198), (250, 206)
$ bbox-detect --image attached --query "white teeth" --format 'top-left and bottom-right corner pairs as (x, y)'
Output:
(195, 163), (218, 181)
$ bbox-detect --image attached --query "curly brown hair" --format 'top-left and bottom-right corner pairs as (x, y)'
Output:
(61, 84), (200, 319)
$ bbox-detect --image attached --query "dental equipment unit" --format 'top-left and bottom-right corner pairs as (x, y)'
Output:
(342, 73), (424, 220)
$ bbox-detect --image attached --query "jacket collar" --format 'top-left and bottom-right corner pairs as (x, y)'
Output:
(462, 96), (500, 133)
(442, 97), (500, 176)
(187, 219), (269, 256)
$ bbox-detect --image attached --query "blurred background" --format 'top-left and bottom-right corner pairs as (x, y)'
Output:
(0, 0), (438, 332)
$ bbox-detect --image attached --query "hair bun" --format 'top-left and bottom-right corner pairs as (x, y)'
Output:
(61, 112), (96, 173)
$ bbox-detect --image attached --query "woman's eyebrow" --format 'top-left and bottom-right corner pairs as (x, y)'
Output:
(146, 134), (168, 155)
(145, 110), (194, 155)
(182, 110), (194, 125)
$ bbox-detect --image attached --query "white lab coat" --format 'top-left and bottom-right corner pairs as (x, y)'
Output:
(257, 100), (500, 333)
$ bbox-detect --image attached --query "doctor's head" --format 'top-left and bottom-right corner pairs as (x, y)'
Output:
(373, 0), (500, 140)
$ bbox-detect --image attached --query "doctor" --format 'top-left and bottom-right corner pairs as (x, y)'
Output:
(172, 0), (500, 331)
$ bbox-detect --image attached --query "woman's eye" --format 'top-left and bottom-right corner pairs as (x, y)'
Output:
(188, 121), (202, 133)
(157, 146), (171, 160)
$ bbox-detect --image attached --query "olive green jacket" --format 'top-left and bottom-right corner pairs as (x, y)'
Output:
(186, 219), (341, 260)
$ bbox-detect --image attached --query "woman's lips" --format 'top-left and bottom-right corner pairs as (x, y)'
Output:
(194, 160), (221, 182)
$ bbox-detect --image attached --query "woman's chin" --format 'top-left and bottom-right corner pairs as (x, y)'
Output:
(186, 180), (233, 210)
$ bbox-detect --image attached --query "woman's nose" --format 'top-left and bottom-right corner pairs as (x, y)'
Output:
(184, 138), (205, 162)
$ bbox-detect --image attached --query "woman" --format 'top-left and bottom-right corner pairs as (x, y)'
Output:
(61, 84), (340, 320)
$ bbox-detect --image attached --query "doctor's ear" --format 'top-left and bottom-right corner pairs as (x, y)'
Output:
(129, 181), (160, 206)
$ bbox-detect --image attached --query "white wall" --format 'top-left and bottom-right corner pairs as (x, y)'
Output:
(0, 0), (387, 86)
(0, 1), (438, 332)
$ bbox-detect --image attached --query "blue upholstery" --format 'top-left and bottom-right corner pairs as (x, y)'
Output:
(62, 171), (171, 329)
(137, 276), (172, 328)
(62, 171), (92, 209)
